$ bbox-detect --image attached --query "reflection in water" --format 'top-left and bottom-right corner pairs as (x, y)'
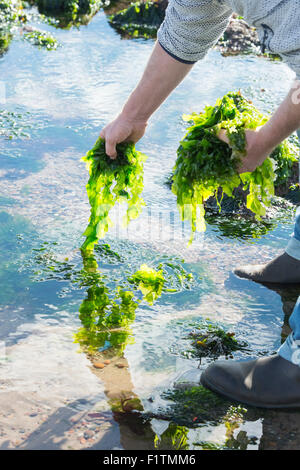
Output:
(205, 198), (295, 242)
(75, 249), (195, 450)
(75, 249), (139, 354)
(3, 219), (300, 449)
(206, 213), (277, 241)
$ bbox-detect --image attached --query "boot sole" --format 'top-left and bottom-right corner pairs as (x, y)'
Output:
(200, 374), (300, 410)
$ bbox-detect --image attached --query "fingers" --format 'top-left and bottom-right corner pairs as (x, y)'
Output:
(98, 115), (146, 160)
(105, 139), (117, 159)
(99, 129), (117, 159)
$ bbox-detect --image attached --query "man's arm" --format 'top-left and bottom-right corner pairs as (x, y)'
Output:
(219, 80), (300, 173)
(100, 42), (193, 158)
(100, 0), (232, 158)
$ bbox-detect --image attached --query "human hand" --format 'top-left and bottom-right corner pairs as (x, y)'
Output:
(99, 113), (147, 159)
(218, 127), (273, 173)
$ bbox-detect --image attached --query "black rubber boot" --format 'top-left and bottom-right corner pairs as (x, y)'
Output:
(234, 253), (300, 284)
(201, 355), (300, 409)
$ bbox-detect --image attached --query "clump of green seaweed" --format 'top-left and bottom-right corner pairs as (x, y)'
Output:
(0, 29), (11, 53)
(23, 28), (59, 49)
(108, 1), (165, 39)
(154, 423), (189, 450)
(186, 321), (248, 359)
(128, 263), (165, 305)
(0, 0), (20, 24)
(172, 91), (298, 243)
(81, 137), (147, 252)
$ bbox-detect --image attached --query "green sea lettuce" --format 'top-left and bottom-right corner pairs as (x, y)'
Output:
(128, 264), (165, 304)
(23, 29), (59, 49)
(81, 137), (147, 252)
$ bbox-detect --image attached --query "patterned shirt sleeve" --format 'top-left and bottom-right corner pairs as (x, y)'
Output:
(254, 0), (300, 81)
(157, 0), (233, 63)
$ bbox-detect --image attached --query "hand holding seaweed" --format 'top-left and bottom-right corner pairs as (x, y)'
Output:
(81, 137), (147, 252)
(218, 126), (275, 173)
(99, 114), (147, 159)
(172, 91), (298, 242)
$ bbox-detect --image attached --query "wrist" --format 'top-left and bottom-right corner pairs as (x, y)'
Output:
(247, 125), (277, 159)
(120, 106), (148, 125)
(121, 88), (151, 124)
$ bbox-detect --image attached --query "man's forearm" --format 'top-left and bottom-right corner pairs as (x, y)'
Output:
(121, 42), (194, 123)
(257, 81), (300, 155)
(101, 41), (194, 157)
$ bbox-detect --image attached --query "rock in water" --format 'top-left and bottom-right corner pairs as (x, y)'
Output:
(36, 0), (104, 27)
(217, 14), (261, 56)
(108, 1), (166, 38)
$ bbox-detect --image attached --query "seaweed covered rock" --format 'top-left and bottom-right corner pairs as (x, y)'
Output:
(108, 0), (167, 38)
(171, 91), (298, 242)
(0, 30), (11, 54)
(107, 3), (261, 57)
(23, 27), (60, 49)
(108, 3), (274, 62)
(36, 0), (104, 27)
(0, 0), (20, 23)
(0, 0), (21, 54)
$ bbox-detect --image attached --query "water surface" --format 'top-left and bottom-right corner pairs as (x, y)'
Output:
(0, 7), (299, 450)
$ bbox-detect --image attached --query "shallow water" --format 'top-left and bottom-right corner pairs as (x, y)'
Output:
(1, 6), (300, 450)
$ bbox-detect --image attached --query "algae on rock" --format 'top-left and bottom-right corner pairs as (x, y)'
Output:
(36, 0), (104, 27)
(23, 28), (60, 49)
(186, 321), (248, 359)
(0, 0), (21, 54)
(108, 1), (166, 38)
